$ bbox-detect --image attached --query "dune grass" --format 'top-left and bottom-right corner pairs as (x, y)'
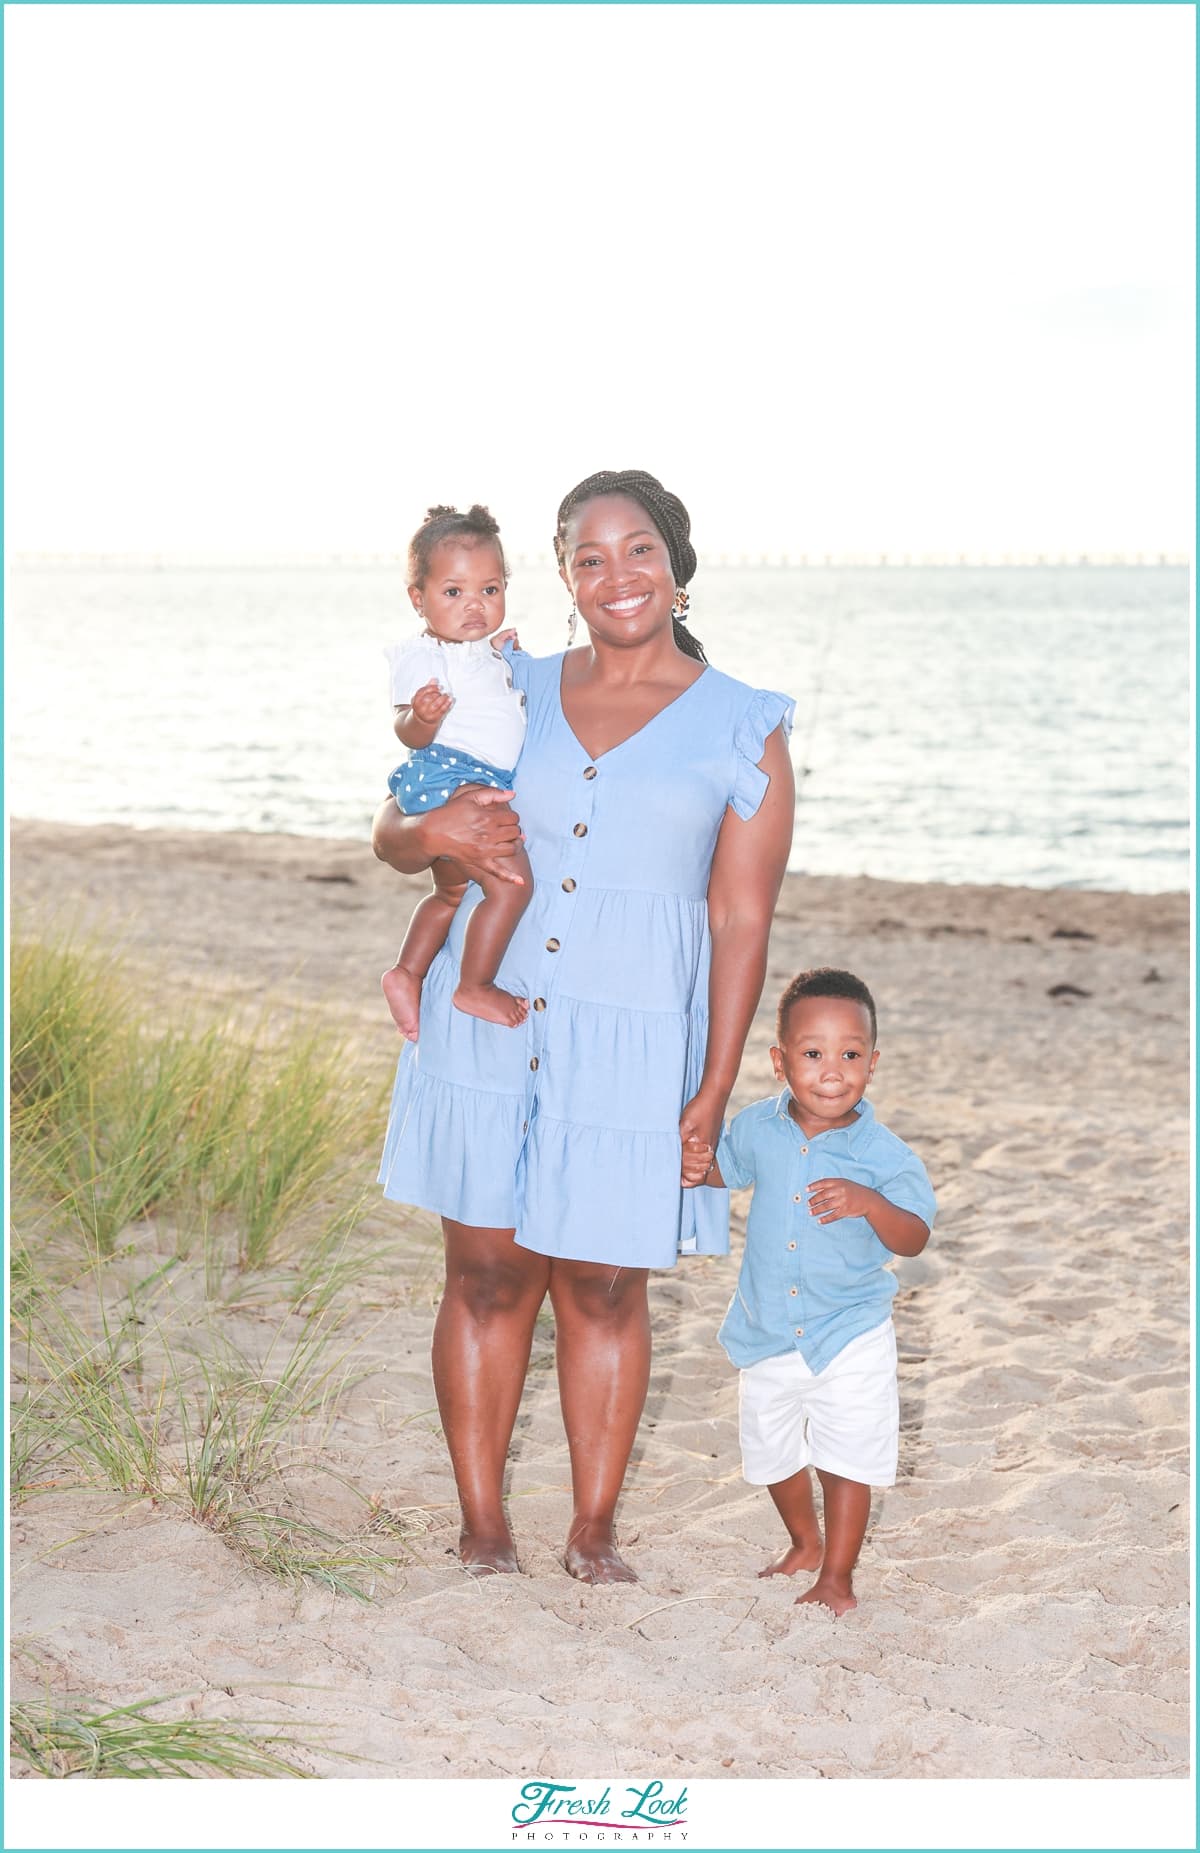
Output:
(10, 1696), (311, 1778)
(10, 929), (381, 1264)
(8, 929), (420, 1609)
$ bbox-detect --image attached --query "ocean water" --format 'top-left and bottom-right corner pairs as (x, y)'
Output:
(7, 562), (1191, 893)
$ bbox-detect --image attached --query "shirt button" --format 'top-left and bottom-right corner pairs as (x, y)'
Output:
(573, 822), (588, 838)
(796, 1328), (804, 1337)
(529, 1057), (539, 1071)
(789, 1287), (798, 1296)
(561, 878), (576, 893)
(793, 1194), (802, 1203)
(800, 1146), (808, 1155)
(583, 766), (597, 780)
(522, 1120), (529, 1133)
(788, 1241), (796, 1251)
(533, 997), (546, 1012)
(546, 938), (560, 952)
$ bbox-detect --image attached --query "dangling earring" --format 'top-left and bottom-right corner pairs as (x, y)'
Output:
(672, 586), (690, 622)
(567, 601), (578, 645)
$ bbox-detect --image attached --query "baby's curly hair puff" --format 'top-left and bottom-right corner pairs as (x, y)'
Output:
(407, 503), (508, 589)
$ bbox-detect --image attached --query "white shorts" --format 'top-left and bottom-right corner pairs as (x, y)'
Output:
(738, 1319), (899, 1488)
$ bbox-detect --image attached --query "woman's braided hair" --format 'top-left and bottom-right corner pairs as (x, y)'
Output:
(553, 469), (707, 664)
(407, 503), (509, 589)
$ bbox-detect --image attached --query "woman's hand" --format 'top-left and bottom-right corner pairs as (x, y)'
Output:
(373, 787), (525, 883)
(680, 1137), (715, 1188)
(679, 1087), (726, 1187)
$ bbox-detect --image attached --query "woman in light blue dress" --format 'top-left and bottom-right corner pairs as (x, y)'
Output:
(374, 469), (795, 1583)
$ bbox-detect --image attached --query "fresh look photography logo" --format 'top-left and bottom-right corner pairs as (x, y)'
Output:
(510, 1781), (689, 1841)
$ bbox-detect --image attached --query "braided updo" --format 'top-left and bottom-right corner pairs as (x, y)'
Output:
(407, 503), (509, 589)
(553, 469), (707, 664)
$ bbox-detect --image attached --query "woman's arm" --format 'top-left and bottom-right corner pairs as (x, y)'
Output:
(679, 725), (795, 1163)
(372, 787), (526, 883)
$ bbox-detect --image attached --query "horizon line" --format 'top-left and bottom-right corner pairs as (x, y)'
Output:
(9, 549), (1191, 571)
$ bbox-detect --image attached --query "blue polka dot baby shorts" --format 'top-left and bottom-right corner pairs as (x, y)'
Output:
(389, 742), (517, 814)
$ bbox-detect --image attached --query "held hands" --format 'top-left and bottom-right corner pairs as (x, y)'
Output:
(410, 679), (454, 728)
(806, 1178), (879, 1225)
(681, 1137), (715, 1188)
(679, 1088), (725, 1189)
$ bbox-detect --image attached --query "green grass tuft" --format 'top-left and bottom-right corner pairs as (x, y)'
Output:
(10, 1697), (311, 1778)
(10, 929), (383, 1265)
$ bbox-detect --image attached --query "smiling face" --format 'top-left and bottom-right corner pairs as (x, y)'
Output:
(410, 537), (507, 643)
(771, 995), (880, 1137)
(558, 494), (678, 648)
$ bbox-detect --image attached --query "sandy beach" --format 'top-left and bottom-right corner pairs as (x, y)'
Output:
(8, 818), (1191, 1780)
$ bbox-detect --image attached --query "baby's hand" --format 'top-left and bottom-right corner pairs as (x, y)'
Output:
(807, 1178), (878, 1225)
(410, 679), (453, 726)
(681, 1137), (715, 1188)
(492, 628), (521, 652)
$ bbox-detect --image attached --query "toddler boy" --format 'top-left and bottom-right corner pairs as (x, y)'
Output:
(685, 967), (935, 1615)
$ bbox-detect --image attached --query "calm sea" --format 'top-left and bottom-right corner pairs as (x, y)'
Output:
(7, 562), (1191, 893)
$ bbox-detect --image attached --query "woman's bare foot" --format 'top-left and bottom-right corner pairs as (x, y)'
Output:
(453, 981), (530, 1027)
(382, 965), (422, 1039)
(564, 1520), (638, 1585)
(460, 1528), (520, 1576)
(795, 1575), (857, 1616)
(758, 1539), (823, 1578)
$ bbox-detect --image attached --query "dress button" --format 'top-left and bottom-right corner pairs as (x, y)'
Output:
(788, 1241), (796, 1251)
(530, 1057), (539, 1071)
(573, 822), (588, 838)
(533, 997), (546, 1012)
(583, 766), (597, 780)
(561, 878), (576, 893)
(546, 938), (560, 952)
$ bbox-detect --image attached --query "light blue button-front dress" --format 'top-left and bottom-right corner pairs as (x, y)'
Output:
(378, 648), (795, 1270)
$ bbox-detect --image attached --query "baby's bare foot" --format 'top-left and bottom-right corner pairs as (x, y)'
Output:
(453, 982), (529, 1027)
(382, 965), (421, 1039)
(758, 1540), (824, 1578)
(564, 1521), (638, 1585)
(460, 1528), (520, 1576)
(795, 1576), (857, 1616)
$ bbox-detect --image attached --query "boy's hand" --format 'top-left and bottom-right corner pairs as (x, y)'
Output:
(807, 1178), (878, 1224)
(410, 679), (453, 727)
(492, 628), (521, 651)
(681, 1137), (715, 1188)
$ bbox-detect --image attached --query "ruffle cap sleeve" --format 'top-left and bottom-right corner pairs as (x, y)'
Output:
(731, 687), (796, 821)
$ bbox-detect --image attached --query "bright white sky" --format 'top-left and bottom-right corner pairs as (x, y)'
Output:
(4, 3), (1195, 559)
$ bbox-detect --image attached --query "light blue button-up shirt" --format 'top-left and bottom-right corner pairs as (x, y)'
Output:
(715, 1092), (936, 1372)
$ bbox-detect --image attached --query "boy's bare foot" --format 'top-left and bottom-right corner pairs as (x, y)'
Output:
(382, 965), (421, 1040)
(564, 1520), (638, 1585)
(759, 1539), (824, 1578)
(795, 1576), (857, 1616)
(460, 1528), (520, 1576)
(453, 981), (530, 1027)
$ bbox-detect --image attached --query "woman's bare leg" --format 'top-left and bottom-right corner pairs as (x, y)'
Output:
(382, 858), (469, 1039)
(548, 1259), (650, 1584)
(453, 844), (534, 1028)
(432, 1218), (550, 1574)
